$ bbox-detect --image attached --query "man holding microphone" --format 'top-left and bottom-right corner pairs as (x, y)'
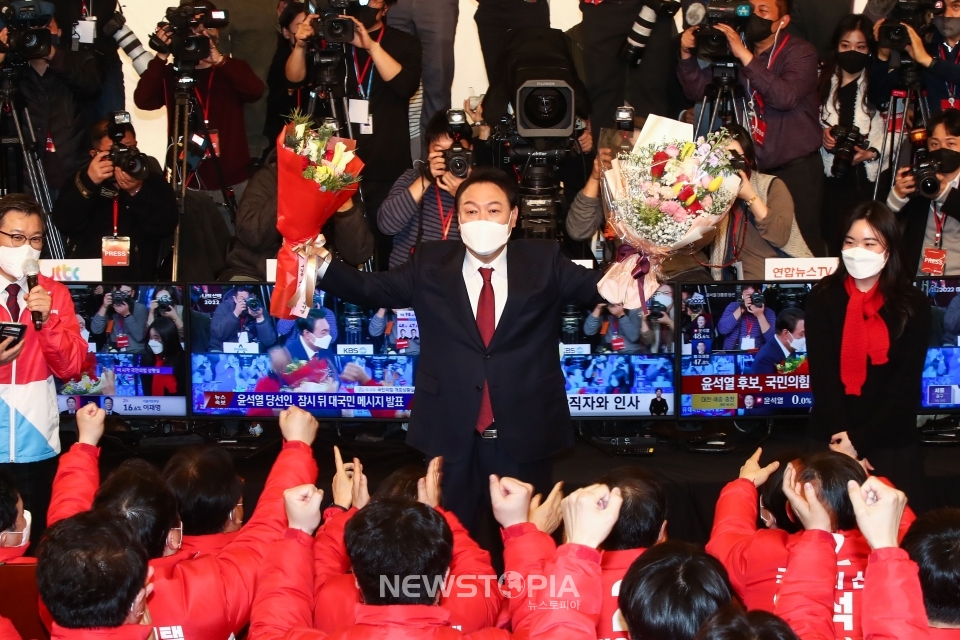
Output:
(0, 194), (87, 545)
(311, 167), (605, 533)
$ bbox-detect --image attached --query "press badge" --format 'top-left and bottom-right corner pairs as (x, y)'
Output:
(102, 236), (131, 267)
(921, 247), (947, 276)
(116, 334), (129, 350)
(208, 130), (221, 157)
(740, 336), (756, 350)
(611, 335), (625, 351)
(349, 99), (370, 124)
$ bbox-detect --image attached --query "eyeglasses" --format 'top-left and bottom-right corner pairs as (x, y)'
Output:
(0, 229), (43, 249)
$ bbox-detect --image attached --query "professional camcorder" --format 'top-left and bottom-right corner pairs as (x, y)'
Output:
(830, 125), (865, 178)
(909, 128), (943, 199)
(149, 3), (229, 63)
(106, 111), (149, 181)
(307, 0), (362, 44)
(444, 109), (473, 179)
(878, 0), (944, 50)
(694, 0), (752, 60)
(0, 0), (56, 62)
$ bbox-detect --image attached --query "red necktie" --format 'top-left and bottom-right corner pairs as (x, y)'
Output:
(6, 284), (20, 322)
(475, 268), (495, 433)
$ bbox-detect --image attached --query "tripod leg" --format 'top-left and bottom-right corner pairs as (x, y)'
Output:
(873, 95), (895, 200)
(707, 89), (723, 136)
(891, 94), (910, 191)
(694, 94), (710, 140)
(14, 107), (64, 258)
(342, 96), (355, 139)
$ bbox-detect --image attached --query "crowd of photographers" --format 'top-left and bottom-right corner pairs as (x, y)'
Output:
(3, 404), (960, 640)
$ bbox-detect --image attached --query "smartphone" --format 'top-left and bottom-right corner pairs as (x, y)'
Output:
(0, 323), (26, 348)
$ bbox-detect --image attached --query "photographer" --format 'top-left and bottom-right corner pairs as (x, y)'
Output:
(886, 110), (960, 275)
(91, 285), (149, 354)
(145, 287), (184, 341)
(264, 2), (309, 145)
(5, 15), (102, 195)
(819, 15), (886, 255)
(53, 0), (125, 117)
(285, 0), (422, 270)
(134, 3), (265, 210)
(717, 284), (776, 350)
(869, 0), (960, 118)
(377, 109), (481, 268)
(678, 0), (823, 254)
(51, 118), (178, 282)
(709, 125), (813, 281)
(583, 302), (654, 354)
(208, 287), (278, 351)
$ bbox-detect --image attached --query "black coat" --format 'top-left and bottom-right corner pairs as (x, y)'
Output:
(897, 189), (960, 276)
(806, 278), (930, 455)
(319, 240), (604, 463)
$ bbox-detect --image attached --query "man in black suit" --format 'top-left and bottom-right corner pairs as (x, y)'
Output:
(314, 167), (604, 531)
(749, 308), (805, 375)
(102, 397), (121, 417)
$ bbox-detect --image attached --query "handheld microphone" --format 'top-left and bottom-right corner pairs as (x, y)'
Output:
(22, 259), (42, 331)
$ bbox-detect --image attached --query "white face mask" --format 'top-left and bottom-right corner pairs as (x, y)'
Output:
(312, 333), (332, 350)
(460, 220), (511, 257)
(0, 245), (40, 282)
(842, 247), (888, 280)
(790, 336), (806, 352)
(1, 509), (30, 548)
(148, 340), (163, 355)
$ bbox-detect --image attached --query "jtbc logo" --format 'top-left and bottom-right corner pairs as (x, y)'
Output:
(48, 265), (81, 281)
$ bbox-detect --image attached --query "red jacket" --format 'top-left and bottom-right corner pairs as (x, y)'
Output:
(0, 544), (28, 563)
(0, 275), (87, 464)
(50, 624), (153, 640)
(706, 478), (916, 639)
(0, 615), (20, 640)
(179, 530), (241, 557)
(250, 528), (604, 640)
(775, 529), (839, 640)
(312, 507), (503, 633)
(46, 439), (318, 639)
(500, 522), (643, 640)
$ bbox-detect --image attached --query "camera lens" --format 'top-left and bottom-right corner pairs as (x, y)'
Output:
(523, 88), (567, 129)
(448, 156), (468, 178)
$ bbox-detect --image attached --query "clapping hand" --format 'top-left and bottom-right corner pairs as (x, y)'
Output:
(418, 456), (442, 508)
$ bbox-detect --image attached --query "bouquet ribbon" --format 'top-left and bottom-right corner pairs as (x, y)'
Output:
(285, 233), (330, 318)
(618, 245), (651, 310)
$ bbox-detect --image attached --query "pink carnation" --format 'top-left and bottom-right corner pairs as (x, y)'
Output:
(665, 145), (680, 158)
(644, 197), (661, 208)
(700, 176), (713, 189)
(659, 200), (684, 218)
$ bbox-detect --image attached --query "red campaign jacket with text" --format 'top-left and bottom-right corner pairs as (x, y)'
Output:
(775, 529), (841, 640)
(500, 522), (644, 640)
(46, 439), (318, 640)
(706, 478), (916, 639)
(250, 528), (604, 640)
(50, 624), (154, 640)
(312, 506), (503, 633)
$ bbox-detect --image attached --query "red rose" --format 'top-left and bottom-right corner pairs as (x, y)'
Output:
(300, 156), (310, 171)
(651, 151), (670, 178)
(324, 147), (335, 161)
(677, 185), (695, 202)
(686, 200), (703, 215)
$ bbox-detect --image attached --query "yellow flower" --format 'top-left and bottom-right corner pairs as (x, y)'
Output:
(680, 142), (696, 161)
(684, 193), (698, 207)
(708, 176), (724, 192)
(672, 182), (684, 195)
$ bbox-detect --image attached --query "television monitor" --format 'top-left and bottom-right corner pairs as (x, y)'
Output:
(58, 284), (188, 417)
(678, 282), (813, 419)
(188, 284), (417, 419)
(916, 278), (960, 412)
(560, 282), (677, 418)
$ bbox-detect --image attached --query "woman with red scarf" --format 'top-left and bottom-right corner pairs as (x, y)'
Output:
(141, 317), (186, 398)
(806, 201), (930, 507)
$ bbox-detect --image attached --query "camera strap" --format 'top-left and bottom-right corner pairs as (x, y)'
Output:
(434, 186), (455, 241)
(351, 29), (385, 99)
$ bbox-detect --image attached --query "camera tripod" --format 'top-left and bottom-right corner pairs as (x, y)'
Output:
(0, 65), (66, 258)
(693, 62), (749, 138)
(168, 62), (238, 279)
(304, 45), (354, 139)
(872, 54), (931, 200)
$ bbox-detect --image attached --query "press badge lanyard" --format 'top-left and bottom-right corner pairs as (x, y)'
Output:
(112, 198), (119, 237)
(941, 44), (960, 106)
(434, 186), (455, 240)
(351, 29), (385, 99)
(746, 36), (791, 119)
(934, 202), (946, 248)
(193, 69), (216, 124)
(743, 317), (755, 339)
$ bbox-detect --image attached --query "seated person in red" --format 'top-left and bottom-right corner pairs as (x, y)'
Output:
(36, 512), (154, 640)
(312, 453), (503, 633)
(0, 472), (30, 562)
(162, 446), (245, 556)
(47, 402), (319, 640)
(706, 449), (915, 639)
(248, 481), (623, 640)
(495, 466), (665, 639)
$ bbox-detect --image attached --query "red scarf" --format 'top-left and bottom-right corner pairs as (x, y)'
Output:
(841, 276), (890, 396)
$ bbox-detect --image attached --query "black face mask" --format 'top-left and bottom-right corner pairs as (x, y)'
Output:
(353, 5), (381, 30)
(933, 148), (960, 174)
(744, 14), (775, 43)
(836, 50), (869, 75)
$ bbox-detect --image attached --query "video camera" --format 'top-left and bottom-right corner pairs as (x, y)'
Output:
(909, 128), (943, 199)
(694, 0), (752, 60)
(306, 0), (362, 44)
(149, 3), (229, 63)
(878, 0), (944, 50)
(830, 125), (866, 178)
(444, 109), (473, 179)
(105, 111), (149, 181)
(0, 0), (56, 63)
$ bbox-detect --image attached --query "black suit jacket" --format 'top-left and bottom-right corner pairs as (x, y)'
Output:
(898, 189), (960, 276)
(319, 240), (604, 463)
(749, 338), (788, 376)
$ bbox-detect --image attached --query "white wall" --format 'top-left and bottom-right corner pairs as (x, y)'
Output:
(122, 0), (868, 159)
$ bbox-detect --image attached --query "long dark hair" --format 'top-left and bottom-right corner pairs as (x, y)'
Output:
(145, 317), (185, 394)
(822, 201), (914, 337)
(818, 14), (877, 118)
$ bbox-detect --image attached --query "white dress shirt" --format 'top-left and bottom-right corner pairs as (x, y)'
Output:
(888, 173), (960, 275)
(776, 335), (791, 360)
(463, 247), (509, 329)
(299, 335), (318, 360)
